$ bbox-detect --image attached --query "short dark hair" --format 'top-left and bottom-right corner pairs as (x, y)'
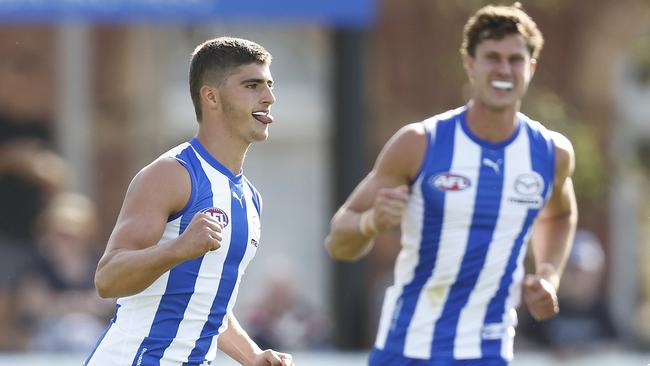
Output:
(189, 37), (272, 121)
(461, 3), (544, 59)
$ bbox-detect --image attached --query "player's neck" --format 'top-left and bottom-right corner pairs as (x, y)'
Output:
(196, 125), (249, 176)
(466, 100), (519, 143)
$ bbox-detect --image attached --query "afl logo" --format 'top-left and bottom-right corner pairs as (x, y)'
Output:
(514, 172), (543, 196)
(431, 173), (471, 191)
(200, 207), (229, 228)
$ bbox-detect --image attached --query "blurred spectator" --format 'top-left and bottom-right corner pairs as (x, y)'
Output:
(244, 256), (331, 351)
(8, 192), (113, 352)
(521, 230), (616, 354)
(0, 141), (68, 350)
(0, 111), (53, 146)
(0, 141), (67, 243)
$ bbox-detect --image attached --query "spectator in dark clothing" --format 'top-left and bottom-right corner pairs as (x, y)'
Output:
(10, 192), (113, 352)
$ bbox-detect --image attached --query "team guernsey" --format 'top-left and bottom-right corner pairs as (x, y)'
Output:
(370, 106), (556, 365)
(85, 137), (262, 366)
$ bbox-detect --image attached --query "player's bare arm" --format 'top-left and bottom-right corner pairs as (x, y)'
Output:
(219, 313), (294, 366)
(524, 131), (577, 320)
(94, 157), (223, 298)
(325, 123), (427, 261)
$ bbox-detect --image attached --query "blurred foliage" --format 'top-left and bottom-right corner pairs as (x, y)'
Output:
(629, 33), (650, 85)
(523, 89), (605, 202)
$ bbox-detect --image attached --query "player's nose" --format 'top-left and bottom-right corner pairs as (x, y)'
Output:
(261, 85), (276, 105)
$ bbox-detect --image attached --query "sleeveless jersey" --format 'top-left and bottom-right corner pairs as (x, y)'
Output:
(373, 106), (556, 363)
(85, 137), (262, 366)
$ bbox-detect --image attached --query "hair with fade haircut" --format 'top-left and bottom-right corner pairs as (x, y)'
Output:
(189, 37), (272, 121)
(461, 2), (544, 59)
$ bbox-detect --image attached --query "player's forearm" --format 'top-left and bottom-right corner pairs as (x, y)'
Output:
(531, 210), (577, 288)
(325, 208), (375, 261)
(218, 314), (262, 366)
(94, 240), (184, 298)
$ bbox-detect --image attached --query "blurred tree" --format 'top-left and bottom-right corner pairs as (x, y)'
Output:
(629, 34), (650, 86)
(522, 89), (605, 203)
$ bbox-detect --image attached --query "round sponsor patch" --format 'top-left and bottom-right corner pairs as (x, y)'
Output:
(200, 207), (229, 227)
(513, 172), (543, 196)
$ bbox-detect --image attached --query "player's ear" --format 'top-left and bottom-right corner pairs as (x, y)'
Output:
(529, 58), (537, 77)
(463, 54), (475, 82)
(200, 85), (220, 111)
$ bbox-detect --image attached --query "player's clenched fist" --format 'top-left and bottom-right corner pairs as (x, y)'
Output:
(360, 185), (409, 236)
(252, 349), (294, 366)
(522, 274), (559, 321)
(177, 212), (223, 260)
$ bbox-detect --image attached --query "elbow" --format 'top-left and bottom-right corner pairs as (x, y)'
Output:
(325, 235), (365, 262)
(325, 212), (372, 261)
(94, 270), (116, 299)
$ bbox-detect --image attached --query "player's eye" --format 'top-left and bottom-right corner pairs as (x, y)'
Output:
(509, 55), (525, 65)
(486, 53), (500, 62)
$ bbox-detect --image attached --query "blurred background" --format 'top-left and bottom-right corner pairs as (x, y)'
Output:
(0, 0), (649, 365)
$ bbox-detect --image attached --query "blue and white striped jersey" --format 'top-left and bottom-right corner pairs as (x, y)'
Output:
(85, 137), (262, 366)
(373, 106), (555, 363)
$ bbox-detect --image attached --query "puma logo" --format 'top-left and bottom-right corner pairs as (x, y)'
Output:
(232, 191), (244, 206)
(482, 158), (502, 174)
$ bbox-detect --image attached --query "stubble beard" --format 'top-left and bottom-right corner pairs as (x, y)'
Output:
(220, 95), (268, 143)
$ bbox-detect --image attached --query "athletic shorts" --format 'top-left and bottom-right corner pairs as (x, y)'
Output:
(368, 348), (509, 366)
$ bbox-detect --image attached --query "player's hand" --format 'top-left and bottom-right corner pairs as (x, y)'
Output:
(522, 274), (559, 321)
(252, 349), (294, 366)
(176, 212), (223, 260)
(372, 184), (409, 233)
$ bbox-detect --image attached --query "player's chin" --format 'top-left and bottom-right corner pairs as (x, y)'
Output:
(486, 98), (517, 111)
(250, 130), (269, 142)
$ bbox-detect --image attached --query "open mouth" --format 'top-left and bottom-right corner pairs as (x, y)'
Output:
(491, 80), (513, 91)
(252, 111), (273, 124)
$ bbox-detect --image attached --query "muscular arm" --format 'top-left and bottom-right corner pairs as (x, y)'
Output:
(94, 158), (221, 298)
(524, 132), (577, 320)
(218, 314), (262, 365)
(325, 123), (427, 261)
(530, 132), (578, 288)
